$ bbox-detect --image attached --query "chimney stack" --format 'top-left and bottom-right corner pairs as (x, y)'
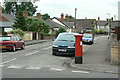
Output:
(61, 13), (64, 22)
(23, 11), (28, 17)
(36, 13), (42, 20)
(98, 17), (100, 21)
(65, 14), (69, 22)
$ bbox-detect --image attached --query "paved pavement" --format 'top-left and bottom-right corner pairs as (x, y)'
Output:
(68, 36), (118, 74)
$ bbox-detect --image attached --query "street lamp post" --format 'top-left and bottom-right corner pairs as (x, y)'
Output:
(106, 13), (110, 39)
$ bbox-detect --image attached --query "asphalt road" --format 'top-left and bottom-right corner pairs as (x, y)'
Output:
(0, 36), (118, 78)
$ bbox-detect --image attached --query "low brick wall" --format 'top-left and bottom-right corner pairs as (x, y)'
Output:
(44, 36), (55, 40)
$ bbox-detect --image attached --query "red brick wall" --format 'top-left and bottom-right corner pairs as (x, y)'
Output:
(44, 36), (55, 40)
(38, 34), (55, 40)
(38, 34), (41, 40)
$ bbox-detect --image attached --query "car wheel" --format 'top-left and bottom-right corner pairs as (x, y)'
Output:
(90, 41), (93, 45)
(21, 44), (25, 49)
(12, 45), (16, 52)
(52, 52), (56, 55)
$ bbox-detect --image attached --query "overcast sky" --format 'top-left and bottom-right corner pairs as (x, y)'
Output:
(34, 0), (120, 20)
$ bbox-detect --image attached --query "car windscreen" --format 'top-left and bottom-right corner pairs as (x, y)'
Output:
(83, 34), (92, 38)
(56, 34), (75, 42)
(0, 36), (11, 41)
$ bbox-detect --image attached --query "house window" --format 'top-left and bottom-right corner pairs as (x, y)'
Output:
(54, 28), (59, 31)
(100, 26), (104, 29)
(5, 28), (13, 32)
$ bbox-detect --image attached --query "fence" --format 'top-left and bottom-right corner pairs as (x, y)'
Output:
(110, 33), (119, 65)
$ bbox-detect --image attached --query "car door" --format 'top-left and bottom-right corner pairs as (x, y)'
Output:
(16, 36), (22, 48)
(13, 36), (19, 48)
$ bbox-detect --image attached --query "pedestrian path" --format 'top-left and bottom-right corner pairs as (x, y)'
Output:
(69, 36), (118, 74)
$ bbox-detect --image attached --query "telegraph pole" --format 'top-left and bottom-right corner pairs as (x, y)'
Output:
(74, 8), (77, 32)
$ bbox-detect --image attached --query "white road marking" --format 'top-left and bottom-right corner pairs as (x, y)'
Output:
(8, 65), (22, 69)
(49, 68), (65, 72)
(0, 65), (4, 67)
(1, 58), (16, 65)
(72, 71), (89, 74)
(25, 51), (39, 56)
(26, 66), (41, 70)
(44, 46), (52, 50)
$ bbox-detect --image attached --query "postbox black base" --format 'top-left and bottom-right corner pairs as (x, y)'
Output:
(75, 56), (82, 64)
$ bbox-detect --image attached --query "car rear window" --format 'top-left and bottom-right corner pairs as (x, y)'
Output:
(83, 34), (92, 38)
(0, 36), (11, 41)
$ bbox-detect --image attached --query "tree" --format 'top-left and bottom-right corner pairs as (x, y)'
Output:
(26, 18), (49, 33)
(69, 15), (75, 20)
(2, 7), (6, 13)
(90, 19), (96, 37)
(13, 11), (27, 31)
(43, 23), (49, 33)
(2, 2), (37, 16)
(55, 27), (66, 38)
(10, 29), (25, 37)
(56, 27), (66, 34)
(41, 14), (50, 21)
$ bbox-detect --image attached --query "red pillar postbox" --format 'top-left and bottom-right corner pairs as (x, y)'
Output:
(74, 34), (83, 64)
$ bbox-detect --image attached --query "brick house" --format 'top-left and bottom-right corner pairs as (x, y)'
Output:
(97, 21), (109, 32)
(69, 19), (96, 33)
(0, 14), (15, 33)
(45, 19), (64, 34)
(52, 13), (75, 33)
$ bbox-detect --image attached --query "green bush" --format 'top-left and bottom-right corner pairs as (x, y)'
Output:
(95, 30), (99, 33)
(95, 30), (105, 34)
(99, 30), (104, 34)
(55, 27), (66, 35)
(11, 29), (25, 36)
(43, 33), (51, 36)
(39, 33), (56, 39)
(41, 34), (44, 40)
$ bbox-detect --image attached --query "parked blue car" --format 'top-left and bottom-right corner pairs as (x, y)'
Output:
(82, 33), (94, 45)
(52, 32), (79, 56)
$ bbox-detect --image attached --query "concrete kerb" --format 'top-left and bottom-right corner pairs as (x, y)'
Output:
(68, 59), (118, 74)
(25, 40), (50, 46)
